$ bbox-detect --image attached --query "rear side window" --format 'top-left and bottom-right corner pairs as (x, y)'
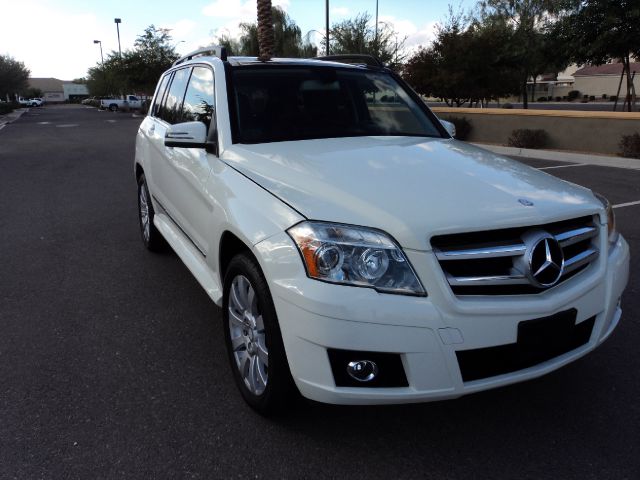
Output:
(182, 66), (215, 130)
(160, 67), (191, 124)
(151, 74), (171, 118)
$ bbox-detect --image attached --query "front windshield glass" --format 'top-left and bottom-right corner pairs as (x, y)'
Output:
(231, 66), (443, 143)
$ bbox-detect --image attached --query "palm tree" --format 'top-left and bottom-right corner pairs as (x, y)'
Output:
(257, 0), (274, 60)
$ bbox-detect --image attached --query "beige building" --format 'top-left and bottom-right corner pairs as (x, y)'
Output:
(573, 63), (640, 98)
(28, 78), (89, 102)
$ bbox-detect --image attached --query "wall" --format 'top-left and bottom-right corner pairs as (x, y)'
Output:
(433, 107), (640, 155)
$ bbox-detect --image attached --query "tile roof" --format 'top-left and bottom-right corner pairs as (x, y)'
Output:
(28, 78), (65, 92)
(574, 63), (640, 77)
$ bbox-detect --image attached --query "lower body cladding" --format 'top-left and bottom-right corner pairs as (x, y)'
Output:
(255, 233), (630, 405)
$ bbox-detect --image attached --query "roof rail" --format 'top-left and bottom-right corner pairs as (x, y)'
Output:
(173, 46), (228, 66)
(314, 54), (384, 68)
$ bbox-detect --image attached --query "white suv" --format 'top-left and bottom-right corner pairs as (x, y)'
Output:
(134, 47), (630, 414)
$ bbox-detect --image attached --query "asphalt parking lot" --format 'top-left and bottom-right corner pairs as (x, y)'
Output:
(1, 105), (638, 479)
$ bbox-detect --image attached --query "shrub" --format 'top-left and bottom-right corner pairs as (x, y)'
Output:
(589, 95), (596, 101)
(610, 96), (618, 102)
(602, 94), (608, 100)
(555, 96), (562, 102)
(0, 102), (13, 115)
(446, 116), (472, 140)
(537, 96), (548, 102)
(619, 133), (640, 159)
(501, 102), (513, 109)
(568, 90), (580, 101)
(508, 129), (549, 149)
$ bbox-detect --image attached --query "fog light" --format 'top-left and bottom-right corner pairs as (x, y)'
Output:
(347, 360), (378, 382)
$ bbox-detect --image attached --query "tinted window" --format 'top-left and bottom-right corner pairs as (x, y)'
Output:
(182, 67), (215, 129)
(161, 67), (190, 124)
(151, 74), (171, 117)
(231, 67), (442, 143)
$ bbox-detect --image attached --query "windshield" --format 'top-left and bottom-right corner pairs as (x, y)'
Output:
(231, 66), (443, 143)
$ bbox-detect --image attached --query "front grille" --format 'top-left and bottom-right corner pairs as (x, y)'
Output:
(432, 216), (599, 295)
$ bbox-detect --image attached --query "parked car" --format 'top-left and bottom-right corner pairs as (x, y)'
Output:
(134, 48), (630, 415)
(100, 95), (142, 111)
(17, 98), (42, 107)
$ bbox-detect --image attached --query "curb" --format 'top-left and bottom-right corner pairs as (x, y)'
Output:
(473, 143), (640, 170)
(0, 108), (28, 127)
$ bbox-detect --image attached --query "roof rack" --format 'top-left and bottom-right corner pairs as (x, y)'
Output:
(314, 54), (384, 68)
(173, 46), (228, 66)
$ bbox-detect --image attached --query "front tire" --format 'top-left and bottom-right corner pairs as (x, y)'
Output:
(137, 173), (166, 252)
(223, 253), (297, 415)
(109, 104), (118, 112)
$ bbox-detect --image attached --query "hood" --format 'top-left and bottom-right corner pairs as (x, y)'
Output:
(222, 137), (602, 251)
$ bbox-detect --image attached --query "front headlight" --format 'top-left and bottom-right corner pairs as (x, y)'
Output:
(287, 221), (426, 296)
(595, 193), (618, 244)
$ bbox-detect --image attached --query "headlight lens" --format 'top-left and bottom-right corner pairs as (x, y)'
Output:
(287, 221), (426, 296)
(595, 193), (618, 243)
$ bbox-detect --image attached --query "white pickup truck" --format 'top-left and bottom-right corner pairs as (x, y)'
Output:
(100, 94), (142, 111)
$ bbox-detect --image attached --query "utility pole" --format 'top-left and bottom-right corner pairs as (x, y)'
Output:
(375, 0), (379, 54)
(93, 40), (104, 66)
(325, 0), (330, 55)
(114, 18), (122, 58)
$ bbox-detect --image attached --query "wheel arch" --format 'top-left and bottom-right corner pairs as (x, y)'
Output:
(219, 230), (255, 285)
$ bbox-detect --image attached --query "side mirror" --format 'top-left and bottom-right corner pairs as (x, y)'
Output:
(439, 119), (456, 138)
(165, 121), (207, 148)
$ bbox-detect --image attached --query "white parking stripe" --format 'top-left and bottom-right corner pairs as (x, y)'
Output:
(613, 200), (640, 209)
(538, 163), (588, 170)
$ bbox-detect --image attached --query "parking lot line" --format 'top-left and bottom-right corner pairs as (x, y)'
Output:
(538, 163), (588, 170)
(613, 200), (640, 209)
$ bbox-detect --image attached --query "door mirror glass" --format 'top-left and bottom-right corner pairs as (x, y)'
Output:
(164, 121), (207, 148)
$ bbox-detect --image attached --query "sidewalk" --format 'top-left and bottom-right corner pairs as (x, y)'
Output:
(473, 143), (640, 170)
(0, 108), (28, 128)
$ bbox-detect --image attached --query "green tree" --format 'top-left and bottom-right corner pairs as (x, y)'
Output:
(404, 12), (520, 106)
(329, 13), (406, 70)
(86, 25), (178, 96)
(235, 6), (317, 58)
(0, 55), (30, 101)
(20, 87), (43, 99)
(480, 0), (564, 108)
(553, 0), (640, 111)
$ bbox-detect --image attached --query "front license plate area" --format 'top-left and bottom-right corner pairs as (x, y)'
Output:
(456, 308), (595, 382)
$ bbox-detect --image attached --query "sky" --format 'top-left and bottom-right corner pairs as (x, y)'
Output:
(0, 0), (467, 80)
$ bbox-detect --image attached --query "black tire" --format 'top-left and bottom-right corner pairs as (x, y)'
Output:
(223, 253), (297, 416)
(137, 173), (166, 252)
(109, 104), (118, 112)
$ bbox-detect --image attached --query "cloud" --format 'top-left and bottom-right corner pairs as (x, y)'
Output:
(202, 0), (289, 19)
(331, 6), (350, 17)
(379, 15), (438, 52)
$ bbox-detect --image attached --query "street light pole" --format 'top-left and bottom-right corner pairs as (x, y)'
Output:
(375, 0), (379, 54)
(325, 0), (329, 55)
(93, 40), (104, 66)
(114, 18), (122, 58)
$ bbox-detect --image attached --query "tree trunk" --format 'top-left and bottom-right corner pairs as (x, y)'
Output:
(522, 76), (529, 109)
(624, 55), (633, 112)
(531, 76), (537, 103)
(257, 0), (274, 61)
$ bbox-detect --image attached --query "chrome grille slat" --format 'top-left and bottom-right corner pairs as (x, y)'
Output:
(563, 248), (599, 274)
(431, 216), (600, 295)
(446, 273), (528, 286)
(555, 226), (598, 247)
(435, 244), (526, 260)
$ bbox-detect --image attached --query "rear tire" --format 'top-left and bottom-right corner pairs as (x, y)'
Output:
(223, 253), (297, 416)
(137, 173), (166, 252)
(109, 104), (118, 112)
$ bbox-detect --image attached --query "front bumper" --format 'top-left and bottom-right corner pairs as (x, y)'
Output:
(255, 233), (630, 405)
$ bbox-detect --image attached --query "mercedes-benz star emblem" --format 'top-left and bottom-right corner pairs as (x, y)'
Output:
(526, 234), (565, 288)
